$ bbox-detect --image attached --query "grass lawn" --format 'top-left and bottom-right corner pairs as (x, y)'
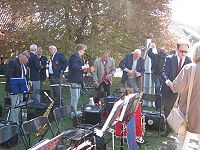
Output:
(0, 77), (177, 150)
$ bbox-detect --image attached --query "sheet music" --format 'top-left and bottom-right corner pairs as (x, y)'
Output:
(118, 93), (137, 122)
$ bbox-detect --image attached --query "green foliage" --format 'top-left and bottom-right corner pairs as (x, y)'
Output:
(1, 0), (175, 62)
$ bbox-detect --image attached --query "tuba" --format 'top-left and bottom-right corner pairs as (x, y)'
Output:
(35, 92), (54, 136)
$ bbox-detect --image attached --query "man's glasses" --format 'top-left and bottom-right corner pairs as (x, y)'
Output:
(179, 50), (188, 54)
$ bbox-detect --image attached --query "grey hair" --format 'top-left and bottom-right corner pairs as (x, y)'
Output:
(30, 44), (37, 51)
(37, 47), (42, 51)
(192, 42), (200, 63)
(19, 51), (30, 58)
(76, 44), (87, 52)
(133, 49), (141, 55)
(103, 51), (110, 55)
(49, 45), (57, 52)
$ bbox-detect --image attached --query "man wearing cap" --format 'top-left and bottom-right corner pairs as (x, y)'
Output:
(161, 39), (192, 136)
(68, 44), (89, 114)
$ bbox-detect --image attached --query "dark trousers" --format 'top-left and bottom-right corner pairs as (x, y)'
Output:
(94, 81), (110, 103)
(49, 74), (61, 106)
(163, 93), (178, 132)
(153, 74), (163, 109)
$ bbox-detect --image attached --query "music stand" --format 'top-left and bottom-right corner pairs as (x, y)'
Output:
(117, 93), (138, 150)
(95, 99), (124, 137)
(9, 78), (28, 95)
(7, 78), (30, 123)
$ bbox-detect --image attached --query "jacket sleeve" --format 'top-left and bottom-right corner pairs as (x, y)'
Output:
(162, 56), (170, 82)
(6, 60), (16, 79)
(147, 48), (156, 59)
(138, 58), (145, 76)
(59, 53), (68, 71)
(111, 59), (116, 75)
(119, 54), (128, 70)
(92, 60), (98, 81)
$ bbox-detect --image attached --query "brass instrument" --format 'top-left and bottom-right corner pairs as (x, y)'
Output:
(35, 92), (54, 136)
(141, 115), (146, 136)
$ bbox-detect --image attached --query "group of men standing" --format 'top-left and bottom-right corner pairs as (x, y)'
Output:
(5, 39), (192, 139)
(5, 44), (68, 123)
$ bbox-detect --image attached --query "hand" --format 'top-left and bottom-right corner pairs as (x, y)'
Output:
(128, 69), (134, 75)
(82, 64), (89, 70)
(105, 74), (113, 80)
(166, 80), (172, 87)
(94, 81), (99, 88)
(28, 81), (32, 87)
(135, 72), (141, 77)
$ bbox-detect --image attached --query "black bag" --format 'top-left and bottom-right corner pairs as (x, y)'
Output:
(84, 134), (106, 150)
(0, 120), (18, 148)
(143, 112), (165, 131)
(104, 95), (119, 114)
(83, 105), (102, 125)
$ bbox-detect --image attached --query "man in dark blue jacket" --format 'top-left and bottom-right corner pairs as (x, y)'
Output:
(161, 39), (192, 136)
(5, 51), (30, 123)
(28, 44), (44, 104)
(48, 45), (68, 106)
(119, 49), (145, 92)
(37, 47), (48, 91)
(68, 44), (89, 114)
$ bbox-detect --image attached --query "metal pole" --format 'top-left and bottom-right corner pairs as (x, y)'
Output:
(143, 37), (154, 106)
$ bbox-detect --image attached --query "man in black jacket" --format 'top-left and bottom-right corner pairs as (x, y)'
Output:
(5, 51), (30, 123)
(48, 45), (68, 106)
(28, 44), (44, 104)
(147, 44), (166, 109)
(37, 47), (48, 91)
(161, 39), (192, 136)
(119, 49), (145, 92)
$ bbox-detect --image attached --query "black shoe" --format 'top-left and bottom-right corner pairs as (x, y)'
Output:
(160, 130), (170, 137)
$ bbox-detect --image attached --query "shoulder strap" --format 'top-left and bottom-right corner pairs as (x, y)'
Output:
(186, 64), (196, 122)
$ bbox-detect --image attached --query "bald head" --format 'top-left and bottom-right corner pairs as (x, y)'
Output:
(133, 49), (141, 60)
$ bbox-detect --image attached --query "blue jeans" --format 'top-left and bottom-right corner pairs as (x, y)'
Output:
(70, 83), (81, 113)
(154, 74), (163, 109)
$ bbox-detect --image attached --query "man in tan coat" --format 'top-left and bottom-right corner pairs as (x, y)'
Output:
(92, 51), (116, 102)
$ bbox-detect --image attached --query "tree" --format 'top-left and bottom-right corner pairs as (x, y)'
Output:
(0, 0), (174, 63)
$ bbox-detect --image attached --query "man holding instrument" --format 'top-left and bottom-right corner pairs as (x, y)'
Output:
(92, 51), (116, 102)
(68, 44), (89, 114)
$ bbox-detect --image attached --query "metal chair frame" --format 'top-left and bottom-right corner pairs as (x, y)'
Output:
(53, 105), (93, 148)
(22, 116), (54, 148)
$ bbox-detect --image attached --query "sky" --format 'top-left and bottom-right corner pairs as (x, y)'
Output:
(171, 0), (200, 28)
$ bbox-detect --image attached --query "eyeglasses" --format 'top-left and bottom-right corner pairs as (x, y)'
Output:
(179, 50), (188, 54)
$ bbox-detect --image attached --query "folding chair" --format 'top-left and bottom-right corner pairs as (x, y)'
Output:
(53, 105), (93, 149)
(22, 116), (54, 148)
(141, 93), (164, 137)
(0, 125), (19, 148)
